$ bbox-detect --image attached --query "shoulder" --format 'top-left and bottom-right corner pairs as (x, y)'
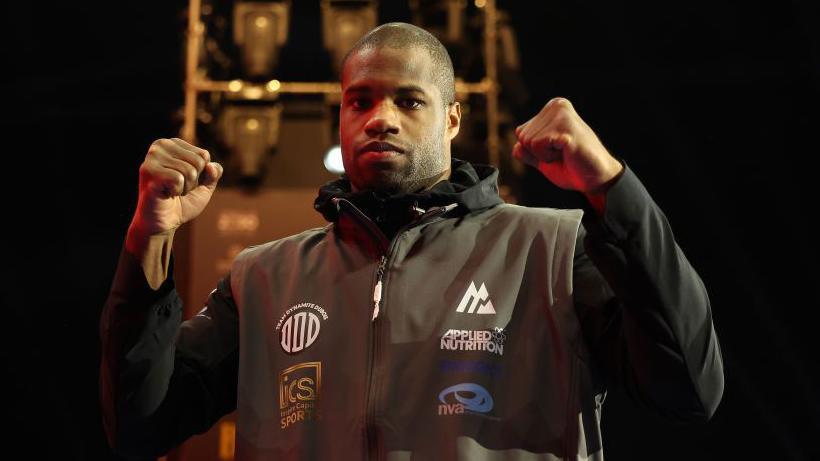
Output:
(479, 203), (584, 228)
(233, 225), (332, 268)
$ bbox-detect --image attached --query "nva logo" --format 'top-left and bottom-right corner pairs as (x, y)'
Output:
(437, 382), (494, 416)
(276, 303), (329, 354)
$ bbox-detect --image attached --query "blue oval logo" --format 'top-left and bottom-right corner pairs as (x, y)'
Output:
(438, 383), (494, 413)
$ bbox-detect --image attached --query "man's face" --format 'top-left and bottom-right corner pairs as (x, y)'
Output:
(340, 46), (460, 194)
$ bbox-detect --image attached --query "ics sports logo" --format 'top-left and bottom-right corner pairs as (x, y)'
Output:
(279, 361), (321, 429)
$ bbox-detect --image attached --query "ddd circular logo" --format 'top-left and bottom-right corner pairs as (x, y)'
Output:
(275, 303), (329, 354)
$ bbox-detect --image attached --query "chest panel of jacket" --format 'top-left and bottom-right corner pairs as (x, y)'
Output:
(229, 204), (592, 460)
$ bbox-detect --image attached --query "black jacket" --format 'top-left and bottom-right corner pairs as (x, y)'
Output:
(100, 159), (724, 460)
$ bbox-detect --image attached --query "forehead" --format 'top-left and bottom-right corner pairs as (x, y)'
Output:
(342, 46), (439, 96)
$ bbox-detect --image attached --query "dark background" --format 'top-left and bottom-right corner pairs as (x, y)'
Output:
(2, 0), (819, 459)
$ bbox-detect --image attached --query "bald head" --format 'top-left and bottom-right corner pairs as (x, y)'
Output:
(342, 22), (456, 106)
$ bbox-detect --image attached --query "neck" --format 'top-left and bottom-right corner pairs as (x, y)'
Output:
(354, 169), (452, 196)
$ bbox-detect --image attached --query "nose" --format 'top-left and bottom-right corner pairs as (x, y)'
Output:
(364, 100), (400, 137)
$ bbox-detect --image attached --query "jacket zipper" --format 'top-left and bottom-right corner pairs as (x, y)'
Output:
(370, 203), (456, 322)
(372, 256), (387, 321)
(333, 198), (456, 460)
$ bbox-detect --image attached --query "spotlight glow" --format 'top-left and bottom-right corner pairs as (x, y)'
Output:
(228, 79), (243, 92)
(323, 145), (345, 174)
(255, 16), (269, 28)
(266, 79), (281, 92)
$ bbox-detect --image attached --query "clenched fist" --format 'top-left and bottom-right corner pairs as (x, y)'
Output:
(513, 97), (623, 211)
(127, 138), (223, 256)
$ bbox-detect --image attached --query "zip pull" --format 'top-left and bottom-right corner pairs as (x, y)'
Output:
(441, 203), (458, 214)
(372, 256), (387, 321)
(419, 202), (458, 221)
(372, 280), (382, 321)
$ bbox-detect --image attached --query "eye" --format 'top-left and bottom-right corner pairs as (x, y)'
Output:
(397, 98), (425, 110)
(347, 98), (372, 111)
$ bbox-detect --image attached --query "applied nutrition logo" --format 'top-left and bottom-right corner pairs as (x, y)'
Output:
(437, 382), (494, 416)
(279, 361), (321, 429)
(440, 328), (507, 356)
(275, 302), (329, 354)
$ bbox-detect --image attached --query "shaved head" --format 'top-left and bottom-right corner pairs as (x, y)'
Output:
(342, 22), (456, 106)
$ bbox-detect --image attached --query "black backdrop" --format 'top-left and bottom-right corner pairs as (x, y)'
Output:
(2, 1), (819, 459)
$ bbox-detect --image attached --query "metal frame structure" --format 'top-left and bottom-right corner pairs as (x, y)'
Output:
(181, 0), (501, 168)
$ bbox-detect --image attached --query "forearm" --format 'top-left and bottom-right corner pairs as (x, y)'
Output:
(99, 244), (184, 455)
(125, 225), (175, 289)
(99, 241), (240, 457)
(580, 165), (724, 421)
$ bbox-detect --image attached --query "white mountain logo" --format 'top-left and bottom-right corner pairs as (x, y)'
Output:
(455, 281), (496, 314)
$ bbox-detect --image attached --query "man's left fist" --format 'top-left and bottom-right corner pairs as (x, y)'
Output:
(513, 97), (623, 197)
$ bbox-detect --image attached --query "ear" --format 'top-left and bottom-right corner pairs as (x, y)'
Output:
(446, 102), (461, 140)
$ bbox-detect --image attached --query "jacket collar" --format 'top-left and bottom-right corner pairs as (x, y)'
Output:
(313, 158), (504, 224)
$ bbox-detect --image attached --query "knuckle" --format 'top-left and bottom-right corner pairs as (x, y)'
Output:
(550, 97), (571, 108)
(552, 111), (568, 126)
(172, 171), (185, 189)
(146, 143), (162, 157)
(193, 156), (207, 171)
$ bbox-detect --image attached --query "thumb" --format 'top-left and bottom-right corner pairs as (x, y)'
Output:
(200, 162), (223, 189)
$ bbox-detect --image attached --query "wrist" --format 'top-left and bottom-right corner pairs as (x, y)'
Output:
(126, 217), (175, 257)
(125, 224), (176, 290)
(125, 224), (148, 258)
(583, 159), (625, 215)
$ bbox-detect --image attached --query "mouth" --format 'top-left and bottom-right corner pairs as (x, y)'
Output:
(356, 141), (405, 156)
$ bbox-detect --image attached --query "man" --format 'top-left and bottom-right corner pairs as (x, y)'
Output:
(101, 22), (723, 460)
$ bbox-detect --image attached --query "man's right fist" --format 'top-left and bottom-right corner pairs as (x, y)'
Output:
(129, 138), (223, 241)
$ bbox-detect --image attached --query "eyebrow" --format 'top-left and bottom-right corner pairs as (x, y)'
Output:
(344, 84), (430, 97)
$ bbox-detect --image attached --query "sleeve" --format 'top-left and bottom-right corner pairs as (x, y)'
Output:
(99, 246), (239, 458)
(572, 164), (724, 423)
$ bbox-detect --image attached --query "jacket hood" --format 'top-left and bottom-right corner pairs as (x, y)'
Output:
(314, 158), (504, 222)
